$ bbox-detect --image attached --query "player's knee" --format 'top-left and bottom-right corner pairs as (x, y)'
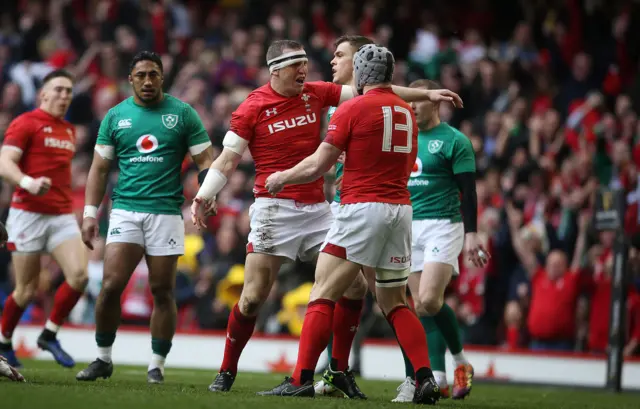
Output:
(65, 269), (88, 292)
(343, 273), (368, 300)
(419, 292), (444, 316)
(150, 282), (174, 305)
(12, 283), (37, 306)
(238, 292), (265, 317)
(101, 275), (128, 298)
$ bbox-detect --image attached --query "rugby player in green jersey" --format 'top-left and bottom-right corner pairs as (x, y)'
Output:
(392, 79), (490, 402)
(77, 51), (214, 384)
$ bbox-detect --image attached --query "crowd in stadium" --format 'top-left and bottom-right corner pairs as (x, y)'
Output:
(1, 0), (640, 367)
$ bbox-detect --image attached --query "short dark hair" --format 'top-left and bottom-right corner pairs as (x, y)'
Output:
(42, 69), (74, 86)
(266, 40), (304, 62)
(409, 79), (441, 90)
(333, 35), (374, 52)
(129, 51), (163, 74)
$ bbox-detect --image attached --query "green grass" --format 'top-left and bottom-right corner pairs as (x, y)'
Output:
(1, 360), (638, 409)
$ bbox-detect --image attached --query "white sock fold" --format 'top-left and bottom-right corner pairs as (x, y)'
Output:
(148, 353), (166, 375)
(453, 350), (469, 366)
(97, 346), (112, 363)
(45, 320), (61, 333)
(433, 370), (448, 387)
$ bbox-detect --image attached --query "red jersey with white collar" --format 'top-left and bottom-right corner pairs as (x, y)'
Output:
(229, 81), (342, 203)
(2, 108), (76, 214)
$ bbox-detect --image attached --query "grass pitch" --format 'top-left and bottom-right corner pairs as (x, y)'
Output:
(1, 360), (638, 409)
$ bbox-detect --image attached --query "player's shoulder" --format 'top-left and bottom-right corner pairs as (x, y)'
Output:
(234, 87), (267, 115)
(304, 81), (339, 94)
(442, 123), (471, 144)
(163, 93), (192, 110)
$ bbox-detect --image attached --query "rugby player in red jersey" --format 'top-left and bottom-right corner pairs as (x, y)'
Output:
(0, 70), (87, 369)
(191, 39), (461, 395)
(258, 44), (440, 404)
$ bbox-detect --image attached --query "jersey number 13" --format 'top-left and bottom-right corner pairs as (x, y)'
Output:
(381, 106), (413, 154)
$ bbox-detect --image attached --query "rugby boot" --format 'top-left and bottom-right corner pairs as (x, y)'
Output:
(256, 377), (315, 397)
(76, 358), (113, 381)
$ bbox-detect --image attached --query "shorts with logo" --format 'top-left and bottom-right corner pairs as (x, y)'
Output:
(6, 208), (80, 253)
(410, 219), (464, 275)
(247, 198), (332, 262)
(106, 209), (184, 256)
(322, 202), (412, 287)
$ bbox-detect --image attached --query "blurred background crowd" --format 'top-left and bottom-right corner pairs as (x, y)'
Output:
(1, 0), (640, 369)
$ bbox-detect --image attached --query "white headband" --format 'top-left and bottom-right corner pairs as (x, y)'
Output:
(267, 50), (308, 73)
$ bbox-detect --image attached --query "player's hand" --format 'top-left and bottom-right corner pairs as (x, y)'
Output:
(0, 221), (7, 248)
(81, 217), (99, 250)
(0, 356), (25, 382)
(191, 196), (216, 230)
(265, 172), (286, 195)
(426, 89), (464, 108)
(23, 176), (52, 196)
(464, 232), (490, 268)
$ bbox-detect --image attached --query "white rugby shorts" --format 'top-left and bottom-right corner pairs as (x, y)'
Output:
(5, 208), (80, 253)
(321, 202), (412, 287)
(106, 209), (185, 256)
(410, 219), (464, 275)
(247, 198), (333, 262)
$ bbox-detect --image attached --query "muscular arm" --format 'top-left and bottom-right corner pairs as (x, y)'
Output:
(337, 85), (462, 106)
(279, 143), (342, 186)
(195, 147), (242, 200)
(84, 148), (112, 208)
(454, 172), (478, 233)
(0, 147), (27, 186)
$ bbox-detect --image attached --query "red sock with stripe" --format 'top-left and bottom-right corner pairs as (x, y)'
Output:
(47, 282), (84, 331)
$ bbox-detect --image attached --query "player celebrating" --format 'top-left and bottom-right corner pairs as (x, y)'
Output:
(191, 39), (462, 395)
(0, 70), (88, 369)
(75, 51), (213, 384)
(258, 44), (440, 404)
(315, 34), (375, 397)
(392, 79), (488, 402)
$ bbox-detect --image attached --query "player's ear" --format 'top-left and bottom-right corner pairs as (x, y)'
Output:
(128, 74), (133, 85)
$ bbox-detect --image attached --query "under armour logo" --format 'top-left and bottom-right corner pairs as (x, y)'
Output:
(43, 126), (52, 133)
(265, 108), (277, 117)
(350, 325), (358, 333)
(227, 333), (236, 343)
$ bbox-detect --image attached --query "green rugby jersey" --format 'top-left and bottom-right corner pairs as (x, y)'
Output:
(96, 94), (210, 215)
(408, 122), (475, 221)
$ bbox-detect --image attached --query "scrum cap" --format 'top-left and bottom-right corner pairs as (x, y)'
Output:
(353, 44), (395, 95)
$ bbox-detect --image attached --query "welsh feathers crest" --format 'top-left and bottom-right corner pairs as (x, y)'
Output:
(162, 114), (178, 129)
(428, 140), (443, 154)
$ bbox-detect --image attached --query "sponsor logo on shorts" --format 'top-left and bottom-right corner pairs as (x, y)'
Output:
(162, 114), (179, 129)
(132, 134), (164, 163)
(109, 227), (121, 236)
(389, 255), (411, 264)
(118, 119), (132, 129)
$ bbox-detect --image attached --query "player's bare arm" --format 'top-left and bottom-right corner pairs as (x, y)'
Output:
(0, 355), (25, 382)
(506, 202), (538, 275)
(82, 147), (112, 250)
(0, 147), (51, 195)
(265, 142), (342, 195)
(337, 84), (463, 108)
